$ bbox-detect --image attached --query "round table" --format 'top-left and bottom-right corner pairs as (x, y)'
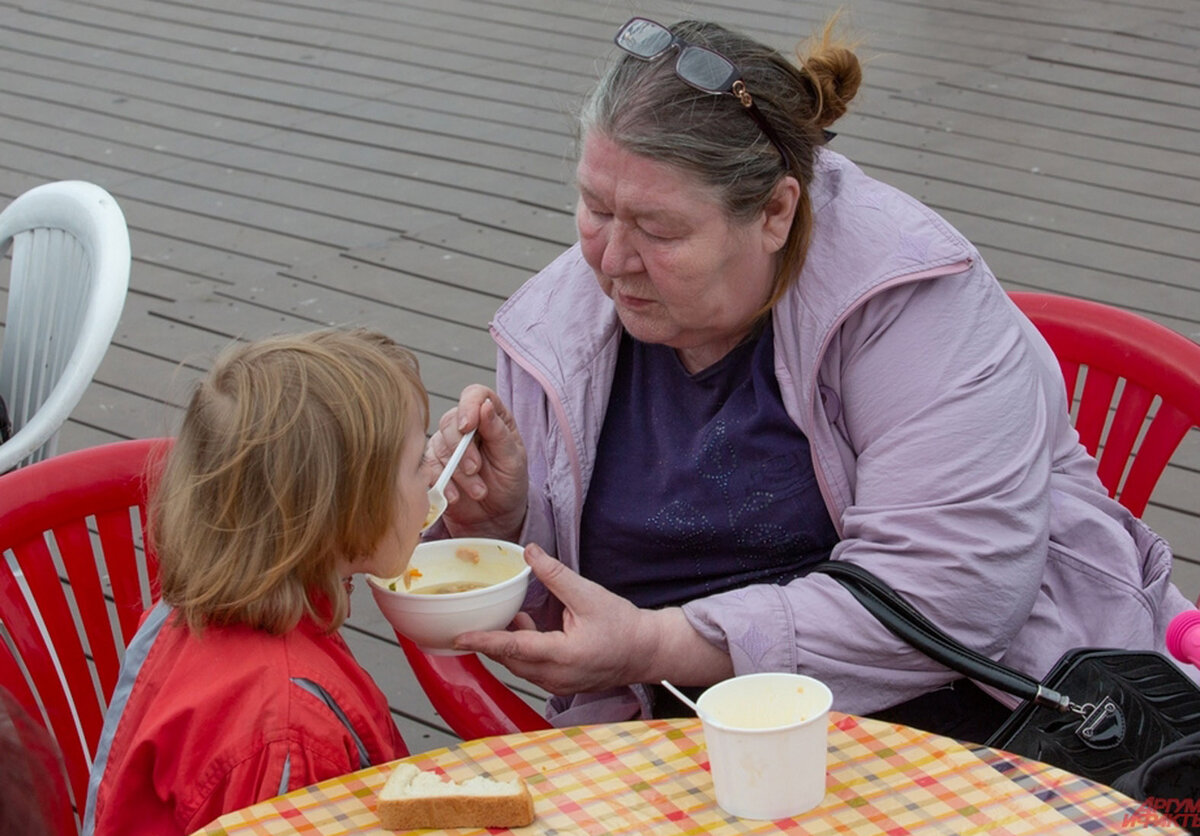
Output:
(194, 713), (1185, 835)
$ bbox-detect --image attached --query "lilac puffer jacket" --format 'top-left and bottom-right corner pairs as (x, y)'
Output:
(488, 149), (1196, 724)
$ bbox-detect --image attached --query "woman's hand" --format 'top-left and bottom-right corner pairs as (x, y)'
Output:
(452, 544), (733, 695)
(427, 385), (528, 540)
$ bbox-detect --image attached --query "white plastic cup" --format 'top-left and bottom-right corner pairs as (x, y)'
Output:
(696, 672), (833, 820)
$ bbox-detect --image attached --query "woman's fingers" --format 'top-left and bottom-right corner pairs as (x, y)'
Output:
(452, 544), (651, 694)
(521, 544), (602, 613)
(426, 387), (528, 538)
(509, 611), (537, 631)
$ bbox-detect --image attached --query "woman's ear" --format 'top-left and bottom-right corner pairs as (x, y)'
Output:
(761, 175), (801, 253)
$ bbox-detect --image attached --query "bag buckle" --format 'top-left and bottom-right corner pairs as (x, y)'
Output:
(1073, 697), (1125, 749)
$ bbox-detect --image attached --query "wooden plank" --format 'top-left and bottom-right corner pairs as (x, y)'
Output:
(0, 159), (347, 278)
(53, 420), (127, 454)
(1148, 502), (1200, 562)
(108, 293), (264, 372)
(333, 236), (548, 301)
(146, 292), (489, 409)
(693, 0), (1169, 53)
(1033, 39), (1200, 89)
(990, 54), (1200, 112)
(0, 39), (569, 141)
(136, 0), (1123, 99)
(902, 81), (1200, 155)
(168, 0), (606, 61)
(1065, 22), (1200, 65)
(281, 249), (515, 321)
(849, 0), (1192, 35)
(16, 2), (591, 108)
(0, 75), (575, 229)
(0, 79), (240, 164)
(869, 175), (1200, 290)
(0, 25), (584, 219)
(203, 127), (578, 215)
(992, 257), (1200, 341)
(215, 272), (498, 370)
(54, 378), (177, 446)
(0, 88), (477, 237)
(119, 185), (341, 270)
(845, 141), (1200, 251)
(72, 0), (602, 93)
(125, 249), (251, 301)
(402, 221), (570, 277)
(839, 106), (1200, 205)
(1143, 512), (1200, 602)
(117, 173), (408, 250)
(1173, 561), (1200, 608)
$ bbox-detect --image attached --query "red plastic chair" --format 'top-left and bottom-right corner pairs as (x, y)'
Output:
(0, 438), (169, 833)
(1010, 291), (1200, 517)
(395, 633), (551, 739)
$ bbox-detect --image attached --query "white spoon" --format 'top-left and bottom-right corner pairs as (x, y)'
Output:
(661, 680), (711, 722)
(422, 428), (476, 532)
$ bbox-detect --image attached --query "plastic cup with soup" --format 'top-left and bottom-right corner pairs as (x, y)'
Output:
(696, 672), (833, 820)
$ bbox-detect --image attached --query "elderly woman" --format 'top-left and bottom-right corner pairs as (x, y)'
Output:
(428, 16), (1195, 741)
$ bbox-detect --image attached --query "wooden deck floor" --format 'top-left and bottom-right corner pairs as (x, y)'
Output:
(2, 0), (1198, 752)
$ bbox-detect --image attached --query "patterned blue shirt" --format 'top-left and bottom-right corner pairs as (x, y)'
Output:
(579, 320), (838, 609)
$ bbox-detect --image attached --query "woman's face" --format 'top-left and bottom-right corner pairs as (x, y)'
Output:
(576, 131), (797, 372)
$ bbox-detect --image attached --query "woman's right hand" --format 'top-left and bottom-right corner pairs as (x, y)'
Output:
(428, 385), (528, 540)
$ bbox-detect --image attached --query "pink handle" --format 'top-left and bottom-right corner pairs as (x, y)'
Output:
(1166, 609), (1200, 667)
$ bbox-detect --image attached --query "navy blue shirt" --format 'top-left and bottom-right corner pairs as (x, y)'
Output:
(579, 320), (838, 609)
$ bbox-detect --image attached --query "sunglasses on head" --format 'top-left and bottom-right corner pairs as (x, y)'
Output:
(615, 17), (828, 170)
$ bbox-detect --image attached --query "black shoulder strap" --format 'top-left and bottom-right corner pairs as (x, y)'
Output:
(810, 561), (1067, 709)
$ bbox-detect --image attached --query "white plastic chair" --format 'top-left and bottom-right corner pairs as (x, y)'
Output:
(0, 181), (130, 472)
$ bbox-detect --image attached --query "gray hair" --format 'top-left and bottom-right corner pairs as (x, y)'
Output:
(579, 18), (861, 301)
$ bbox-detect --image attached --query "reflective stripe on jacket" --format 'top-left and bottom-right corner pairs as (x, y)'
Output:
(84, 602), (406, 835)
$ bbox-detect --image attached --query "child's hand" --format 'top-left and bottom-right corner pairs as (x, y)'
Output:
(428, 385), (528, 540)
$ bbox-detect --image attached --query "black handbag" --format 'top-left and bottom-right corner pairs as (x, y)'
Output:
(811, 561), (1200, 791)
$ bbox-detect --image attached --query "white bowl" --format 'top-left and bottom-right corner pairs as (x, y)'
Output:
(368, 538), (530, 656)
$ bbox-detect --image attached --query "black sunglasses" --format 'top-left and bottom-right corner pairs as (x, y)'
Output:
(614, 17), (799, 170)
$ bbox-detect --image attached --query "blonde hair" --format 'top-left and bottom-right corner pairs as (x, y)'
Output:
(581, 13), (862, 310)
(152, 328), (429, 635)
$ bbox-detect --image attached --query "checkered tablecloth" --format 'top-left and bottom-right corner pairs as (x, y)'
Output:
(194, 713), (1184, 834)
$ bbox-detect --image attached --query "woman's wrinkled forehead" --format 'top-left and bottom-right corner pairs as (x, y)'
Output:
(575, 129), (727, 211)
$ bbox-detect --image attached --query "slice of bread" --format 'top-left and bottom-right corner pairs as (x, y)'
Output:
(376, 762), (535, 830)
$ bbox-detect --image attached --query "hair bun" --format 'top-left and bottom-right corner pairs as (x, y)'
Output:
(798, 20), (862, 129)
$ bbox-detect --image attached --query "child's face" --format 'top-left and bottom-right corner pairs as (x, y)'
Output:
(361, 408), (432, 580)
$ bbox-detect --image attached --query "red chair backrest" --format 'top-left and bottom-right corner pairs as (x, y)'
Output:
(0, 438), (169, 833)
(1010, 292), (1200, 517)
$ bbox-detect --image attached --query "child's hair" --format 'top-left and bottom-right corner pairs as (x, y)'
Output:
(152, 327), (429, 635)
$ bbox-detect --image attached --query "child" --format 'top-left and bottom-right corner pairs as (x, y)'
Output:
(83, 328), (431, 836)
(0, 687), (66, 836)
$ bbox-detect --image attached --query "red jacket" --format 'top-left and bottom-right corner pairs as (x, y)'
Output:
(84, 602), (407, 835)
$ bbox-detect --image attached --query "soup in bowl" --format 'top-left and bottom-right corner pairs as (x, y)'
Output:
(367, 538), (530, 655)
